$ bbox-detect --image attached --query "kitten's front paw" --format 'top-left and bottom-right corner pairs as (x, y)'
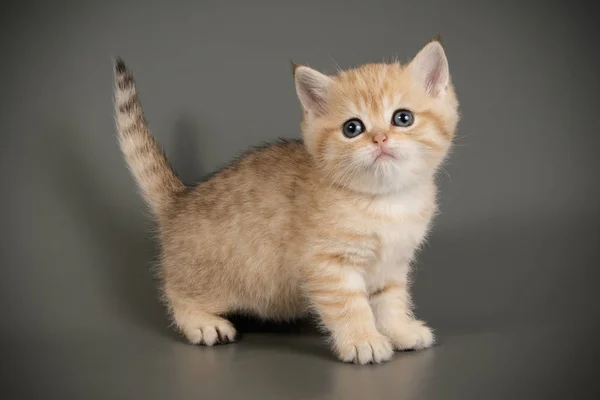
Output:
(335, 333), (394, 365)
(386, 320), (434, 351)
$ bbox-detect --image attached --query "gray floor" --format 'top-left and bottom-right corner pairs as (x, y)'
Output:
(2, 1), (600, 399)
(5, 323), (600, 400)
(4, 219), (599, 399)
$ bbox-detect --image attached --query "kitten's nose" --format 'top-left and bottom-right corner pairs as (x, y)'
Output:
(372, 133), (388, 144)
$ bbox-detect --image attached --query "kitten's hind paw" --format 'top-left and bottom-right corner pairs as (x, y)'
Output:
(335, 333), (394, 365)
(178, 315), (237, 346)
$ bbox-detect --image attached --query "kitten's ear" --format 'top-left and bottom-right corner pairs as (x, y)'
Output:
(293, 65), (333, 116)
(408, 40), (450, 97)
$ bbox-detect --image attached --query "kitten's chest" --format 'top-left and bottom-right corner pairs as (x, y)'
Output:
(355, 189), (436, 281)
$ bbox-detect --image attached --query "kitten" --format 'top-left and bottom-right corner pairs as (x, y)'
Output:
(113, 38), (459, 364)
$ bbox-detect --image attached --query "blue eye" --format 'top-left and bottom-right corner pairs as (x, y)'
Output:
(342, 119), (365, 138)
(392, 109), (414, 127)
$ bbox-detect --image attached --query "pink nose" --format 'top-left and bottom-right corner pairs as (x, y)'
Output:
(373, 133), (388, 144)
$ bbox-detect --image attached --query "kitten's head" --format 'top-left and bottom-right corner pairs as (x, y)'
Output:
(294, 39), (459, 195)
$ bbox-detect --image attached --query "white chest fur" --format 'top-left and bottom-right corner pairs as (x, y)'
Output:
(359, 182), (436, 290)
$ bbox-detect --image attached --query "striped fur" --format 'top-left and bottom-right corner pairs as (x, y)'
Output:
(111, 39), (459, 365)
(113, 58), (185, 215)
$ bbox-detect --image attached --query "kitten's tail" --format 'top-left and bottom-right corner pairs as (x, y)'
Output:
(113, 58), (185, 216)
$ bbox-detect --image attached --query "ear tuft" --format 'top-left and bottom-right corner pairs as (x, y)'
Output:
(408, 41), (450, 97)
(294, 66), (332, 116)
(290, 61), (301, 76)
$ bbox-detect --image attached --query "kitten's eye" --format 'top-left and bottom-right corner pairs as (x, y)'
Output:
(392, 109), (414, 127)
(342, 119), (365, 138)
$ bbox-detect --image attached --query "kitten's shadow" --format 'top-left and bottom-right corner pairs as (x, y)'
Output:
(34, 124), (175, 338)
(228, 314), (334, 361)
(170, 115), (213, 186)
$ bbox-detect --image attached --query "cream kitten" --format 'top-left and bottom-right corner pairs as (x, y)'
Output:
(113, 38), (459, 365)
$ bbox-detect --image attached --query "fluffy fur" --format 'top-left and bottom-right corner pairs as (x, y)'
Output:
(113, 38), (459, 364)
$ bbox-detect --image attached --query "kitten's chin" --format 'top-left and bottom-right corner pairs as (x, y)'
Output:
(338, 166), (433, 196)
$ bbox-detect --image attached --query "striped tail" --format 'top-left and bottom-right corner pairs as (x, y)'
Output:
(113, 58), (185, 216)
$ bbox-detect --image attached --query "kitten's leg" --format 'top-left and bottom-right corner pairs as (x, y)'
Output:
(370, 280), (434, 351)
(304, 261), (393, 364)
(170, 297), (237, 346)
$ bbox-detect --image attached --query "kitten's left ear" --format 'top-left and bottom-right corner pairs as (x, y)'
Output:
(408, 40), (450, 97)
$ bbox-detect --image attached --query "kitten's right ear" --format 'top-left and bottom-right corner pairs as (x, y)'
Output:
(293, 65), (332, 116)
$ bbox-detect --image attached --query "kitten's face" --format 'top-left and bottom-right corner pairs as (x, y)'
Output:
(295, 41), (459, 195)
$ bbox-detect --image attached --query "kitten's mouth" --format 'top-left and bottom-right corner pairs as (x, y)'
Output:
(373, 149), (397, 162)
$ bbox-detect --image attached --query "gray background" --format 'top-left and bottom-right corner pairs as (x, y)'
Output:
(2, 0), (599, 399)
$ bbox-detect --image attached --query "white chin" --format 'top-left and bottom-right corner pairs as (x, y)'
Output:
(342, 170), (413, 195)
(357, 160), (429, 194)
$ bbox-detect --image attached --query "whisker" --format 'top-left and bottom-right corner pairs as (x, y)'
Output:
(438, 165), (453, 185)
(329, 55), (343, 73)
